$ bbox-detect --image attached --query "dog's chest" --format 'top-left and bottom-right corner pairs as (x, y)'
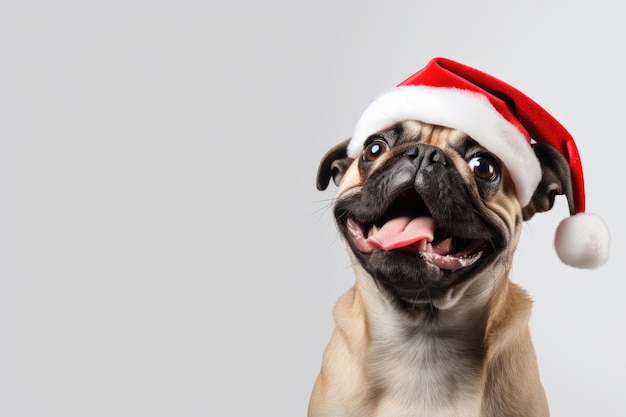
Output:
(365, 326), (484, 416)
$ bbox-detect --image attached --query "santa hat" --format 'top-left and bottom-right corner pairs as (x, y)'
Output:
(348, 57), (609, 269)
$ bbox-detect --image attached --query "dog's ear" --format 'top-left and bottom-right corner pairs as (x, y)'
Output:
(522, 142), (575, 221)
(316, 139), (354, 191)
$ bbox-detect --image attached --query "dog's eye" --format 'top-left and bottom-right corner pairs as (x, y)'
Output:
(468, 155), (498, 181)
(362, 139), (389, 162)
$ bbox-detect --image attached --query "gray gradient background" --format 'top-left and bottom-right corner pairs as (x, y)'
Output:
(1, 1), (624, 416)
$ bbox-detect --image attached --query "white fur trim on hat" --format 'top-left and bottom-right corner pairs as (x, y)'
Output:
(348, 86), (542, 207)
(554, 212), (610, 269)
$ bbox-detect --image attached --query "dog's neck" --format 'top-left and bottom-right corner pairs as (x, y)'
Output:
(350, 257), (510, 414)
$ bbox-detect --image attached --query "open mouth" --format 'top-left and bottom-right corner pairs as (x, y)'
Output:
(343, 189), (487, 270)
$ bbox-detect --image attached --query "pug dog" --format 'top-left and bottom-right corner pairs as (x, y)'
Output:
(307, 58), (609, 417)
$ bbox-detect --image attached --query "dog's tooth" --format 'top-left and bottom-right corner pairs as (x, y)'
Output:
(432, 237), (454, 255)
(368, 225), (379, 238)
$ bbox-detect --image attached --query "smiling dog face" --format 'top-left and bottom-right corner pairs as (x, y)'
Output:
(317, 120), (572, 312)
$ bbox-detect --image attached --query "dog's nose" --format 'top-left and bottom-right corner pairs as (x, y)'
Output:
(404, 144), (447, 167)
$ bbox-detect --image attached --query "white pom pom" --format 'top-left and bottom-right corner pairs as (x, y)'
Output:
(554, 213), (610, 269)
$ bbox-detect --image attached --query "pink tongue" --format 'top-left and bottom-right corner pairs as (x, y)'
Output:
(367, 216), (435, 250)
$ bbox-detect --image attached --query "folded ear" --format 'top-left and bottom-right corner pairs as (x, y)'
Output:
(522, 142), (575, 221)
(316, 138), (354, 191)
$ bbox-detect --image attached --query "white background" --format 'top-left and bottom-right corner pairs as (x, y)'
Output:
(1, 1), (624, 416)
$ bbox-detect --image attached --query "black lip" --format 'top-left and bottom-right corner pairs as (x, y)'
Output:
(336, 183), (497, 250)
(333, 179), (506, 309)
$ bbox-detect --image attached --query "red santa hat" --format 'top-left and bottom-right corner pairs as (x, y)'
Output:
(348, 57), (609, 269)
